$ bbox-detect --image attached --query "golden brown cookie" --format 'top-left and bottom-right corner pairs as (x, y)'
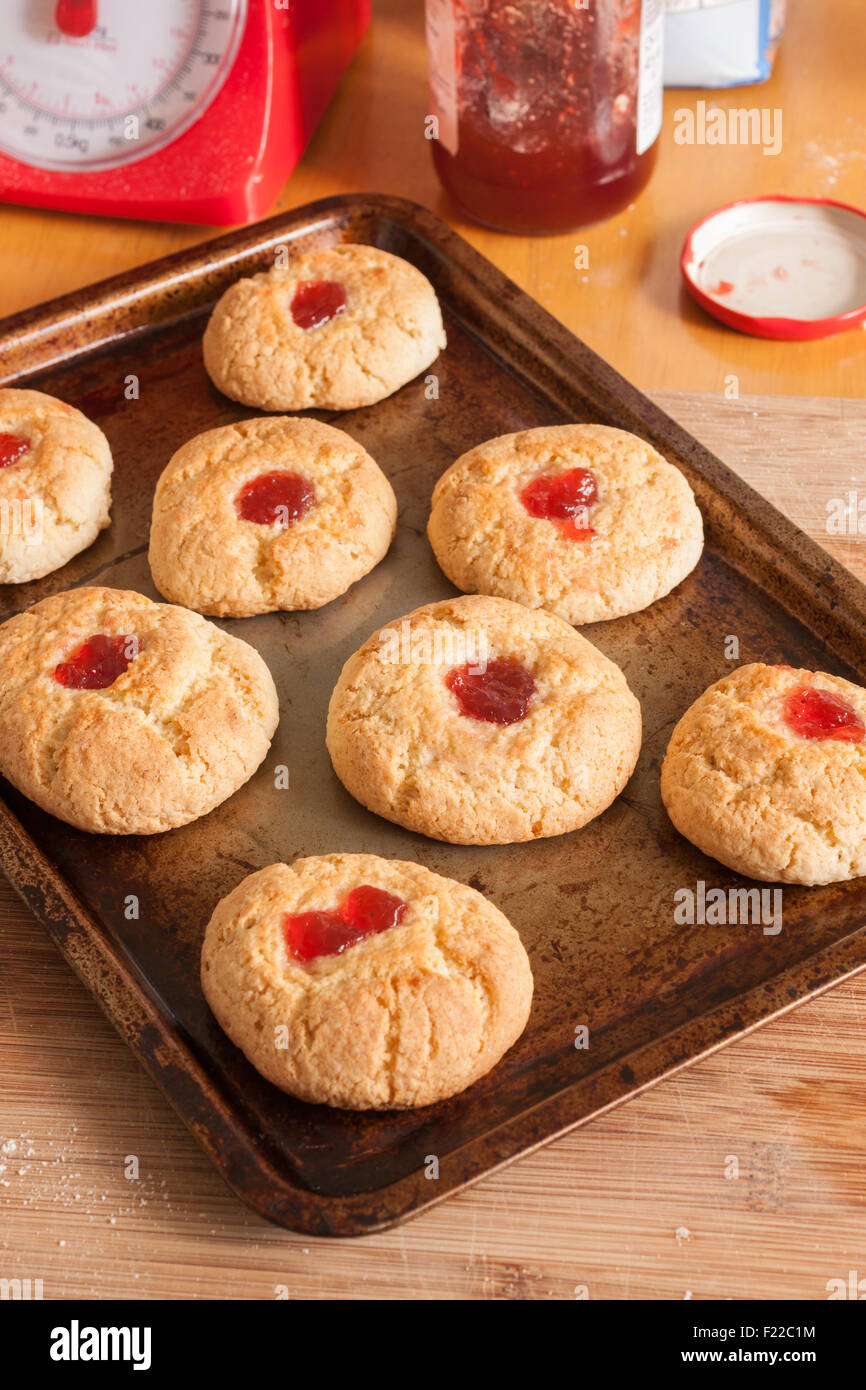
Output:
(202, 244), (446, 411)
(148, 416), (397, 617)
(0, 586), (279, 834)
(427, 424), (703, 625)
(326, 594), (642, 845)
(201, 854), (533, 1109)
(661, 662), (866, 885)
(0, 388), (112, 584)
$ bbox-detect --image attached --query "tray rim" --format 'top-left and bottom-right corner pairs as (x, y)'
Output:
(1, 192), (866, 1238)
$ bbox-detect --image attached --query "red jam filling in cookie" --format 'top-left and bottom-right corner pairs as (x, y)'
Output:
(0, 433), (30, 468)
(520, 467), (598, 541)
(54, 634), (136, 690)
(284, 885), (408, 963)
(783, 686), (865, 744)
(235, 471), (315, 527)
(290, 279), (347, 330)
(446, 656), (536, 725)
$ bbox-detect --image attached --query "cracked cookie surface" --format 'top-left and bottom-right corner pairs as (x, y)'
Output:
(148, 416), (397, 617)
(201, 853), (533, 1109)
(202, 244), (447, 411)
(0, 388), (112, 584)
(661, 662), (866, 885)
(326, 594), (642, 845)
(0, 586), (279, 834)
(427, 424), (704, 625)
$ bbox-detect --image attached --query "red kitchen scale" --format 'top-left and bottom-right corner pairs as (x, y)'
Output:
(0, 0), (371, 224)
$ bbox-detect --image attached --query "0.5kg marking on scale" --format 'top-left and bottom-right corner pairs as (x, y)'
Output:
(0, 0), (246, 171)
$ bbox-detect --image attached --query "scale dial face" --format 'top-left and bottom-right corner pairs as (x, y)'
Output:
(0, 0), (248, 172)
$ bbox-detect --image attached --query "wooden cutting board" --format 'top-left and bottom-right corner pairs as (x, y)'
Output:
(1, 390), (865, 1299)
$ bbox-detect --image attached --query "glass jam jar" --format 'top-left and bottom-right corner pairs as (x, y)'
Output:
(425, 0), (664, 234)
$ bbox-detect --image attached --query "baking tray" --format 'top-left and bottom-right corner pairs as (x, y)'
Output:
(2, 194), (866, 1238)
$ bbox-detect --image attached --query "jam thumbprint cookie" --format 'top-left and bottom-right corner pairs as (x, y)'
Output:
(202, 244), (446, 412)
(148, 416), (397, 616)
(201, 854), (533, 1109)
(427, 424), (703, 626)
(0, 388), (112, 584)
(0, 587), (279, 834)
(661, 663), (866, 885)
(326, 594), (642, 845)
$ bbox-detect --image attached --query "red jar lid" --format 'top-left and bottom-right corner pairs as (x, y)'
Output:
(681, 195), (866, 340)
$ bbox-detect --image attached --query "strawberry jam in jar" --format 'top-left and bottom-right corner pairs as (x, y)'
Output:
(425, 0), (664, 234)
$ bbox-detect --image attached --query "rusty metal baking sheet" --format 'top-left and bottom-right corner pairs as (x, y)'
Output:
(1, 195), (866, 1237)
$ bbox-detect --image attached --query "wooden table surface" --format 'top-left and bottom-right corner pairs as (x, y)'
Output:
(2, 1), (866, 1300)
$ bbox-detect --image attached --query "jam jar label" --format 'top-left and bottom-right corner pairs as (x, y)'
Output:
(637, 0), (665, 155)
(426, 0), (459, 155)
